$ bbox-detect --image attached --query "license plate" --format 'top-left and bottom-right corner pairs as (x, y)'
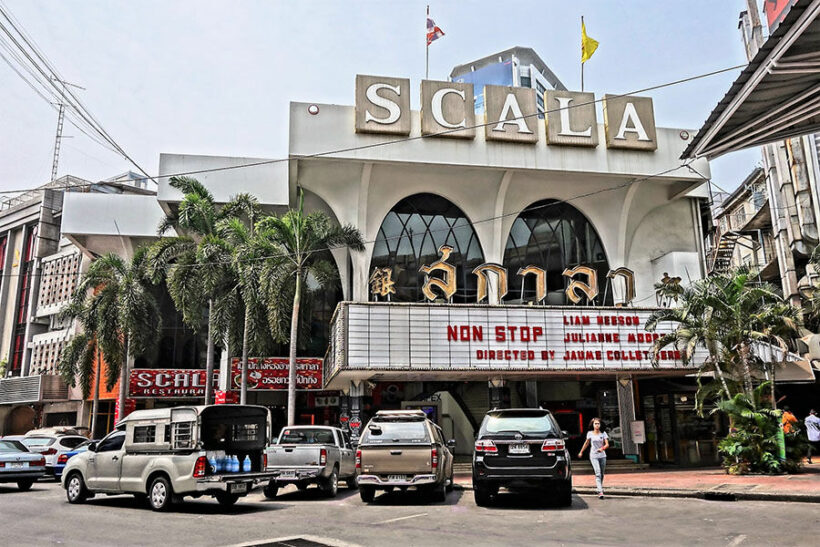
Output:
(10, 462), (26, 468)
(387, 475), (407, 482)
(280, 471), (296, 479)
(229, 482), (248, 494)
(508, 444), (530, 455)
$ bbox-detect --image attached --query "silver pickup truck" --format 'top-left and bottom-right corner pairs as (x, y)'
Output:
(61, 405), (278, 511)
(263, 425), (356, 498)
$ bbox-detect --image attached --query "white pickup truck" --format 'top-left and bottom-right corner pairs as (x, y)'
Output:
(263, 426), (356, 498)
(61, 405), (278, 511)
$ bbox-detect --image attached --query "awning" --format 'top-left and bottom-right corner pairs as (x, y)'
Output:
(683, 0), (820, 159)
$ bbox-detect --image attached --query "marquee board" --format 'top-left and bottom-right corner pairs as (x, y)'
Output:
(330, 303), (706, 378)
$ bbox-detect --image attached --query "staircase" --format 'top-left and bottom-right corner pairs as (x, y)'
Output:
(709, 230), (741, 274)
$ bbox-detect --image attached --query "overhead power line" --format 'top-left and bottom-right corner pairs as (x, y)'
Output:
(0, 60), (746, 196)
(0, 1), (153, 181)
(0, 160), (699, 281)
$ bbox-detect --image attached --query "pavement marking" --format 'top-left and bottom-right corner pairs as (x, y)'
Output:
(727, 534), (747, 546)
(372, 512), (429, 524)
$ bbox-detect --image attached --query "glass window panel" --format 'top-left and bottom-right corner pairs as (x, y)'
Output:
(502, 199), (611, 305)
(371, 194), (484, 303)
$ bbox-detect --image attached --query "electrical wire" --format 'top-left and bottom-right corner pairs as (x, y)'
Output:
(0, 60), (748, 195)
(0, 3), (152, 179)
(0, 160), (698, 281)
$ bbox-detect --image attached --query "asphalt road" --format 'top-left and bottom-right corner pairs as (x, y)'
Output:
(0, 480), (816, 546)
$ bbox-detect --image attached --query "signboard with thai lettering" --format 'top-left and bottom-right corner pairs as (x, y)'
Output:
(230, 358), (323, 391)
(337, 303), (705, 375)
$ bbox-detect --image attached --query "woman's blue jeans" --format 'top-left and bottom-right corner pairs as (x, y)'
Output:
(590, 457), (606, 493)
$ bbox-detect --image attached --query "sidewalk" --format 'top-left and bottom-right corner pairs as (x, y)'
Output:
(454, 463), (820, 503)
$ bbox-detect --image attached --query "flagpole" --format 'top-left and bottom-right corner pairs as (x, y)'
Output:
(581, 16), (584, 92)
(426, 5), (430, 79)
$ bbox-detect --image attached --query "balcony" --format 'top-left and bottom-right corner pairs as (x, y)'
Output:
(0, 375), (69, 405)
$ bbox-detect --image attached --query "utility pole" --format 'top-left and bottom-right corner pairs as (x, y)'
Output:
(49, 78), (84, 184)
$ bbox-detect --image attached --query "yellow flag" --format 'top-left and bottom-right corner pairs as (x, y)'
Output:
(581, 19), (599, 64)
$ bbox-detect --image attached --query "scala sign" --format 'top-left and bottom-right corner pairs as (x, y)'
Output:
(355, 75), (657, 151)
(129, 369), (217, 398)
(230, 358), (323, 391)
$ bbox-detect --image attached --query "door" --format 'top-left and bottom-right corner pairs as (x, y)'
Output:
(87, 431), (125, 491)
(338, 430), (355, 477)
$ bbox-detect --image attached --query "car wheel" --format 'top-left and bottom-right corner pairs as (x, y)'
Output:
(215, 492), (239, 507)
(65, 473), (88, 504)
(345, 477), (357, 489)
(320, 469), (339, 498)
(359, 487), (375, 503)
(17, 479), (34, 492)
(296, 482), (309, 491)
(263, 481), (279, 499)
(474, 482), (494, 507)
(556, 480), (573, 507)
(148, 476), (174, 512)
(427, 481), (447, 503)
(446, 473), (454, 492)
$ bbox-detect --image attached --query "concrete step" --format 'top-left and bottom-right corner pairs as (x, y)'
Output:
(454, 459), (649, 474)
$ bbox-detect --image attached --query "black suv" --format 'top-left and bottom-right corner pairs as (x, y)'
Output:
(472, 408), (572, 507)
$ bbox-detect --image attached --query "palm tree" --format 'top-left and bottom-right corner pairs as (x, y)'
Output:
(149, 176), (255, 404)
(59, 248), (161, 433)
(257, 189), (364, 425)
(217, 200), (272, 404)
(647, 269), (799, 405)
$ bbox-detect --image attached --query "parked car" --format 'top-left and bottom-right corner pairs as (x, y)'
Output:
(263, 425), (356, 499)
(16, 433), (89, 478)
(0, 439), (46, 490)
(472, 408), (572, 507)
(54, 441), (95, 480)
(61, 405), (278, 511)
(356, 409), (455, 503)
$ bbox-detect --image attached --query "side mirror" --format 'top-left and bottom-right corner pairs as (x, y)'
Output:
(561, 430), (569, 438)
(87, 442), (98, 453)
(447, 439), (456, 449)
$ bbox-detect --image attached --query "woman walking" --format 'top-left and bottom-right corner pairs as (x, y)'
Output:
(579, 417), (609, 499)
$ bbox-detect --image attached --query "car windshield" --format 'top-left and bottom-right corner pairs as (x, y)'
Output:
(0, 440), (25, 452)
(481, 411), (559, 437)
(361, 421), (429, 444)
(279, 428), (335, 444)
(21, 437), (55, 448)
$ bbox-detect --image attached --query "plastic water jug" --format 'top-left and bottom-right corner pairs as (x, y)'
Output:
(242, 455), (251, 472)
(208, 455), (217, 474)
(232, 455), (240, 473)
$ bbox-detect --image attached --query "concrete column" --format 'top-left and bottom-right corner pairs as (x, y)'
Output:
(525, 380), (538, 407)
(349, 380), (366, 443)
(616, 376), (638, 458)
(218, 347), (230, 391)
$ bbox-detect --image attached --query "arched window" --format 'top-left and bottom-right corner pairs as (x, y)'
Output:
(371, 194), (484, 302)
(503, 199), (611, 305)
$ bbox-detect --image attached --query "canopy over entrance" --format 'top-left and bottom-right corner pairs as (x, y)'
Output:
(683, 0), (820, 159)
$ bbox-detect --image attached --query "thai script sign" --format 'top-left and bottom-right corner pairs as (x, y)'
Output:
(230, 358), (323, 391)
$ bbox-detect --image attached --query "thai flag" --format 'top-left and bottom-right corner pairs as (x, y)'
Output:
(427, 16), (445, 46)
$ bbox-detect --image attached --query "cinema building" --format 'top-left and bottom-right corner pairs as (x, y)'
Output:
(59, 65), (813, 466)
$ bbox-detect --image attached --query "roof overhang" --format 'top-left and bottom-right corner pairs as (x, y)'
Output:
(683, 0), (820, 160)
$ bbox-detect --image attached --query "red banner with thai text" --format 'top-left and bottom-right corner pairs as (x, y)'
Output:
(230, 357), (323, 390)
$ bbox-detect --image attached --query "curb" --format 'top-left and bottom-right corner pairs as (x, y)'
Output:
(454, 483), (820, 503)
(573, 486), (820, 503)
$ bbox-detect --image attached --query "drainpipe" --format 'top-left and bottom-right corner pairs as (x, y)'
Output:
(785, 138), (818, 252)
(763, 143), (801, 306)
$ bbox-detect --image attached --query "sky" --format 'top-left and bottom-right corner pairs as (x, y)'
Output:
(0, 0), (764, 196)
